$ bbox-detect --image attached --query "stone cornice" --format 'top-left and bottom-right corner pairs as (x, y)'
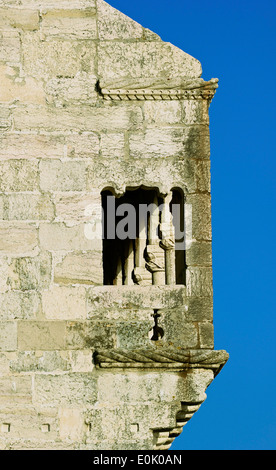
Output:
(98, 77), (219, 101)
(94, 347), (229, 376)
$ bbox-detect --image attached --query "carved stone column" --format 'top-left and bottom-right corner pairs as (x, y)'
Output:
(160, 193), (176, 285)
(146, 194), (166, 285)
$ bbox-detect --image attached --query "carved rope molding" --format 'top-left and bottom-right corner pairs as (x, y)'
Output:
(98, 78), (219, 102)
(94, 348), (229, 376)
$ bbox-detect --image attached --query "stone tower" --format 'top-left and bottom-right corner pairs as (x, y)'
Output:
(0, 0), (228, 450)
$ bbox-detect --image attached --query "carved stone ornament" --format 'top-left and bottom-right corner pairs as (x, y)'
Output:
(94, 347), (229, 376)
(98, 77), (219, 101)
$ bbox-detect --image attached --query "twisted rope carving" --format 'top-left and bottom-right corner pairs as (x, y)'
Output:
(94, 348), (229, 372)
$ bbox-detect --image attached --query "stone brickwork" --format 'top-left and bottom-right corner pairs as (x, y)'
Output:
(0, 0), (228, 450)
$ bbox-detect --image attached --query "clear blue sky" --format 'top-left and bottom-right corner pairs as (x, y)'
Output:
(108, 0), (276, 450)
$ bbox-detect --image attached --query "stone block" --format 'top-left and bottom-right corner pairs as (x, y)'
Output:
(45, 73), (98, 106)
(0, 160), (38, 191)
(54, 192), (101, 225)
(40, 159), (87, 192)
(13, 103), (143, 133)
(0, 322), (17, 351)
(69, 350), (94, 373)
(6, 193), (55, 221)
(116, 320), (153, 349)
(129, 126), (210, 160)
(22, 33), (96, 80)
(0, 258), (10, 293)
(0, 223), (38, 256)
(87, 286), (186, 314)
(86, 157), (196, 195)
(98, 41), (202, 80)
(18, 321), (66, 350)
(159, 309), (198, 348)
(0, 8), (40, 31)
(144, 101), (182, 125)
(97, 0), (143, 40)
(186, 193), (212, 241)
(59, 408), (85, 441)
(0, 406), (59, 441)
(0, 30), (21, 64)
(42, 285), (86, 320)
(66, 321), (117, 350)
(33, 373), (97, 406)
(0, 291), (40, 320)
(0, 376), (32, 404)
(198, 322), (214, 349)
(186, 241), (212, 266)
(0, 195), (4, 221)
(195, 160), (211, 193)
(8, 252), (52, 291)
(54, 252), (103, 285)
(182, 100), (210, 125)
(9, 351), (70, 373)
(65, 133), (100, 158)
(39, 223), (102, 252)
(0, 64), (45, 105)
(100, 132), (126, 159)
(186, 297), (213, 322)
(0, 133), (65, 159)
(186, 267), (213, 297)
(41, 8), (97, 39)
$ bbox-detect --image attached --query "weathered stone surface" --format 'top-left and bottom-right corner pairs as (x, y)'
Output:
(186, 194), (212, 240)
(0, 8), (40, 31)
(198, 322), (214, 349)
(18, 321), (66, 351)
(0, 291), (40, 320)
(66, 321), (117, 350)
(39, 223), (101, 252)
(98, 41), (202, 80)
(8, 252), (52, 291)
(45, 73), (98, 106)
(0, 322), (17, 351)
(87, 286), (186, 314)
(0, 64), (45, 105)
(186, 267), (213, 297)
(5, 193), (55, 221)
(129, 126), (210, 159)
(22, 33), (97, 80)
(42, 285), (86, 320)
(0, 376), (32, 404)
(0, 160), (38, 191)
(54, 192), (100, 224)
(40, 159), (87, 192)
(13, 104), (143, 133)
(33, 373), (97, 406)
(0, 133), (65, 159)
(0, 30), (21, 63)
(0, 223), (38, 256)
(0, 406), (59, 441)
(186, 241), (212, 266)
(97, 0), (144, 40)
(65, 133), (100, 158)
(41, 8), (97, 39)
(54, 252), (103, 285)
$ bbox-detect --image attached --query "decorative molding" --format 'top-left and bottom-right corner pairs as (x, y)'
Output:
(94, 347), (229, 375)
(98, 78), (219, 102)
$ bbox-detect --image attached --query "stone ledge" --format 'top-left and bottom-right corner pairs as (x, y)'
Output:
(99, 78), (219, 102)
(94, 347), (229, 376)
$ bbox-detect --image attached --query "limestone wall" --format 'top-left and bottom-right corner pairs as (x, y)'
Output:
(0, 0), (227, 450)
